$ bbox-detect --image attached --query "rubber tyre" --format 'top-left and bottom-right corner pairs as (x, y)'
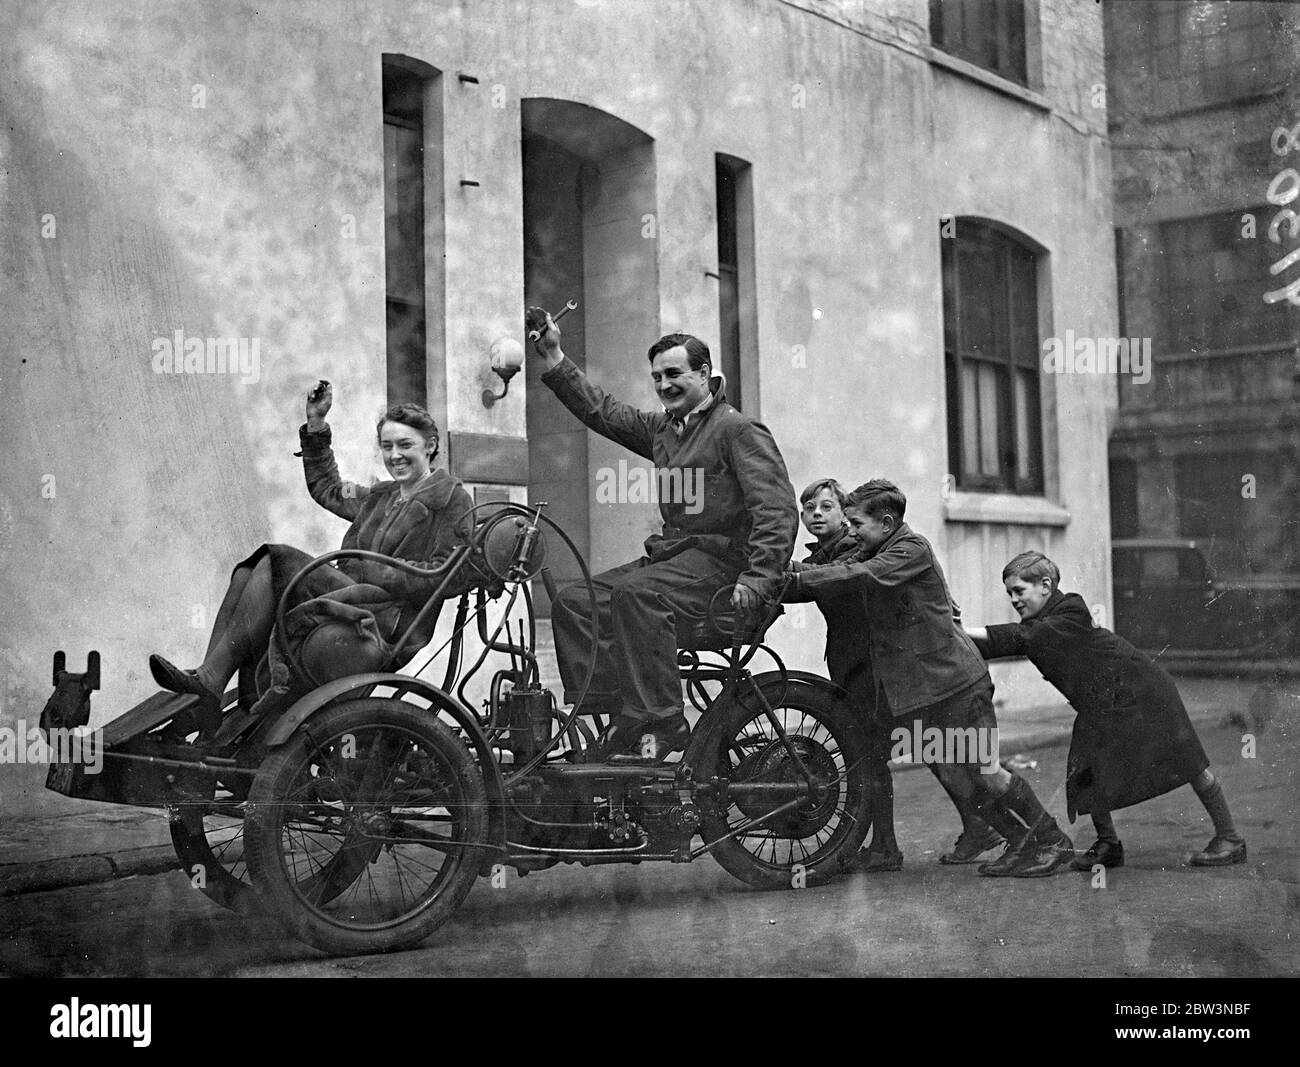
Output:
(691, 679), (871, 889)
(244, 698), (488, 955)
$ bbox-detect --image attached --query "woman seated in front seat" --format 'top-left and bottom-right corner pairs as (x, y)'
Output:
(148, 382), (474, 725)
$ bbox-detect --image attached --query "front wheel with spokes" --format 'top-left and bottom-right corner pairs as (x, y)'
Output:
(243, 698), (489, 955)
(691, 678), (871, 889)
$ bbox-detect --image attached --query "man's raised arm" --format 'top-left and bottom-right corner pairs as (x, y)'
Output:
(529, 306), (657, 460)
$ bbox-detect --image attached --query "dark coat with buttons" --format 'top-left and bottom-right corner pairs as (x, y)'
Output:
(540, 357), (797, 599)
(791, 522), (988, 716)
(975, 590), (1209, 819)
(243, 425), (475, 715)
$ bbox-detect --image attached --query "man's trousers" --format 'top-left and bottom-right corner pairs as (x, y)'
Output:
(550, 548), (739, 723)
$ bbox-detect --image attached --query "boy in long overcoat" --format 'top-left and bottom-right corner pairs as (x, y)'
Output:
(967, 551), (1246, 871)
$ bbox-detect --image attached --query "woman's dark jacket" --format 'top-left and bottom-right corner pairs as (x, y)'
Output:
(298, 421), (474, 634)
(976, 589), (1208, 819)
(245, 423), (473, 714)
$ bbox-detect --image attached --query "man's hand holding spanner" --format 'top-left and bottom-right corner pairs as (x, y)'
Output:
(526, 306), (567, 372)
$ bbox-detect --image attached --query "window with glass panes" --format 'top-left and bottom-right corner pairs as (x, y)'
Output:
(1160, 208), (1295, 352)
(942, 220), (1043, 494)
(1108, 1), (1282, 116)
(929, 0), (1027, 86)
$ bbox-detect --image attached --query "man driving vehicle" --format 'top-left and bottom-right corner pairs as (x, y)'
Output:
(527, 307), (797, 760)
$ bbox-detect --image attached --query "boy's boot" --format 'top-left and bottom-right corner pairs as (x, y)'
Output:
(1071, 811), (1124, 870)
(1188, 773), (1246, 866)
(933, 769), (1004, 864)
(978, 774), (1070, 877)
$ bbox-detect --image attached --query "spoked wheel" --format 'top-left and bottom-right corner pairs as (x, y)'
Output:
(243, 698), (489, 956)
(691, 678), (871, 889)
(170, 794), (256, 913)
(168, 688), (257, 913)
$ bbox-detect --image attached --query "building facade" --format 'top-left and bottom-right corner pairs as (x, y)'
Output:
(1106, 1), (1300, 585)
(1, 0), (1117, 808)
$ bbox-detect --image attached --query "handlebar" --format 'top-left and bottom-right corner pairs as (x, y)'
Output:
(273, 546), (473, 689)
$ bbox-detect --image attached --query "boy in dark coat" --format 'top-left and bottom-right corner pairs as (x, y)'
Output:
(789, 479), (1002, 869)
(967, 550), (1246, 870)
(787, 480), (1072, 877)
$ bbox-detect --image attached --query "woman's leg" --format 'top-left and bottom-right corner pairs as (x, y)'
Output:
(200, 559), (257, 664)
(193, 553), (276, 695)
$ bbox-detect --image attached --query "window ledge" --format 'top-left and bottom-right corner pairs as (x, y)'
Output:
(927, 48), (1049, 112)
(944, 492), (1070, 526)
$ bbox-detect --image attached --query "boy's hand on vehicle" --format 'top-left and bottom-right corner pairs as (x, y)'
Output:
(305, 379), (333, 429)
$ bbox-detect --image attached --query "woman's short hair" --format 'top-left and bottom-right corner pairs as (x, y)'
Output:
(845, 479), (907, 522)
(1002, 550), (1060, 590)
(800, 478), (848, 508)
(377, 403), (440, 461)
(647, 333), (711, 373)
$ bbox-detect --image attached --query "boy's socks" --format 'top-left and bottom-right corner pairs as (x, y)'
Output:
(928, 765), (981, 834)
(1192, 774), (1240, 840)
(1091, 811), (1120, 843)
(867, 766), (899, 853)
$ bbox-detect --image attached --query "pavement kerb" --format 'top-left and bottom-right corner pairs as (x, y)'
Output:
(0, 844), (179, 898)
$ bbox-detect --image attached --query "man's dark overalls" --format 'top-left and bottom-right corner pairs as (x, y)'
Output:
(541, 356), (796, 735)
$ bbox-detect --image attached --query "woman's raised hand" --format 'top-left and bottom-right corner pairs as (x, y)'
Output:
(305, 379), (333, 429)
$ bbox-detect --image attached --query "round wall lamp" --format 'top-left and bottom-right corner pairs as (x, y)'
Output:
(482, 337), (525, 407)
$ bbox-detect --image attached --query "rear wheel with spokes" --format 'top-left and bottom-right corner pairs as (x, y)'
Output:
(167, 688), (257, 913)
(170, 798), (255, 913)
(243, 698), (489, 955)
(692, 678), (871, 889)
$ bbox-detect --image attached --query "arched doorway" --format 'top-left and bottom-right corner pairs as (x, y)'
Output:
(521, 99), (658, 606)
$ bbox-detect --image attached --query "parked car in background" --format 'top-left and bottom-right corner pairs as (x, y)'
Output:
(1112, 538), (1300, 660)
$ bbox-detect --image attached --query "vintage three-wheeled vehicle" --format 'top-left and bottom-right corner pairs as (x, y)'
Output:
(41, 503), (873, 956)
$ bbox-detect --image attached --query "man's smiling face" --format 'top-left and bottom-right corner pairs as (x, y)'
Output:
(651, 346), (711, 418)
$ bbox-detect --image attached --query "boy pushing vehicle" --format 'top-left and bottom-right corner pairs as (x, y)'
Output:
(966, 551), (1246, 873)
(786, 480), (1075, 878)
(789, 478), (1001, 870)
